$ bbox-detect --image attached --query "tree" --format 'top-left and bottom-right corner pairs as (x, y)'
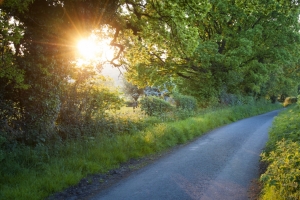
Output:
(1, 0), (300, 143)
(121, 0), (300, 105)
(0, 0), (123, 144)
(122, 78), (144, 102)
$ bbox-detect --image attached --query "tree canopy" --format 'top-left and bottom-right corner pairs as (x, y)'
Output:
(2, 0), (299, 95)
(120, 0), (300, 103)
(0, 0), (300, 143)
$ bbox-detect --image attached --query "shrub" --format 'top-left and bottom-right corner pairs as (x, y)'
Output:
(172, 93), (198, 111)
(283, 96), (297, 107)
(241, 95), (255, 105)
(261, 140), (300, 200)
(220, 92), (241, 106)
(260, 104), (300, 199)
(264, 107), (300, 153)
(220, 92), (256, 106)
(140, 96), (174, 116)
(56, 79), (124, 140)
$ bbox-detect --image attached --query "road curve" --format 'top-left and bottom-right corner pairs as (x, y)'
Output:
(90, 110), (280, 200)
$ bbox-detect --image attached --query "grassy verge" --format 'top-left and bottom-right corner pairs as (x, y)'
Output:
(260, 103), (300, 200)
(0, 102), (281, 200)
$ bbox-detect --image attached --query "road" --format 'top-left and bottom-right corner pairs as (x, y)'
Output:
(90, 110), (280, 200)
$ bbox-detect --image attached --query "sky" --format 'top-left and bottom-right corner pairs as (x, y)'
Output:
(101, 65), (125, 87)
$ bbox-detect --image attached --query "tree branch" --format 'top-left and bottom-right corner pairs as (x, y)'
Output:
(109, 28), (125, 67)
(177, 72), (191, 79)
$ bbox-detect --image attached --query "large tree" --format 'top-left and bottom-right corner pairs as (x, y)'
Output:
(121, 0), (300, 103)
(1, 0), (300, 143)
(0, 0), (123, 143)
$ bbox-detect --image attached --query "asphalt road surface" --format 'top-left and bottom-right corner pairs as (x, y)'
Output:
(90, 110), (280, 200)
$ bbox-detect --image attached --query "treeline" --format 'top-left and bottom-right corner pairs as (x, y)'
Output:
(123, 0), (300, 106)
(0, 1), (299, 147)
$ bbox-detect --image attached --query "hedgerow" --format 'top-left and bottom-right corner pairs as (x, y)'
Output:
(260, 97), (300, 199)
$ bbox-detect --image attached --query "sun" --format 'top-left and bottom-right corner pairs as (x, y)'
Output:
(77, 39), (98, 60)
(76, 34), (115, 62)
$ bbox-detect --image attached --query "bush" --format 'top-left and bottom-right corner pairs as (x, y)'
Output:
(56, 79), (124, 140)
(220, 91), (255, 106)
(283, 96), (297, 107)
(260, 104), (300, 199)
(261, 140), (300, 200)
(241, 95), (255, 105)
(140, 96), (174, 116)
(172, 93), (198, 111)
(220, 92), (241, 106)
(264, 106), (300, 153)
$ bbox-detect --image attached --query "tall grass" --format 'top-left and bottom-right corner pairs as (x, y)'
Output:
(0, 101), (281, 200)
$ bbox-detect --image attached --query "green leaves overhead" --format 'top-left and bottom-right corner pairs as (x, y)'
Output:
(4, 0), (297, 102)
(1, 0), (300, 128)
(121, 0), (300, 102)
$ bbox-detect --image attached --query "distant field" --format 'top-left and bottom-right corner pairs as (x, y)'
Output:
(109, 106), (145, 120)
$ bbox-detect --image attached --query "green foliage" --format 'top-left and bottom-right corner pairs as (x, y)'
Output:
(0, 0), (122, 146)
(1, 0), (34, 13)
(1, 0), (298, 146)
(172, 93), (197, 111)
(124, 0), (300, 105)
(0, 135), (7, 163)
(0, 0), (297, 197)
(220, 91), (256, 106)
(56, 72), (124, 139)
(283, 96), (298, 107)
(264, 105), (300, 153)
(0, 9), (30, 144)
(261, 140), (300, 200)
(140, 96), (174, 117)
(121, 79), (144, 101)
(0, 101), (280, 200)
(260, 103), (300, 199)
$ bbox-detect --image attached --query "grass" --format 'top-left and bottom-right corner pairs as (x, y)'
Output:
(0, 102), (282, 200)
(110, 106), (146, 121)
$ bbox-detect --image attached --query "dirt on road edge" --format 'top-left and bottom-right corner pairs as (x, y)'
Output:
(248, 161), (268, 200)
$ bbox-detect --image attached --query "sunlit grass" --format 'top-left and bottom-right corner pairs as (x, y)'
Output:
(109, 106), (145, 121)
(261, 185), (284, 200)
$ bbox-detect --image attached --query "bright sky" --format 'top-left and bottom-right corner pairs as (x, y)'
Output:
(76, 34), (115, 62)
(76, 32), (125, 86)
(101, 65), (125, 87)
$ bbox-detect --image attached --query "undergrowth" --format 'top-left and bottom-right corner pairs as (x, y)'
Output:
(260, 101), (300, 200)
(0, 101), (281, 200)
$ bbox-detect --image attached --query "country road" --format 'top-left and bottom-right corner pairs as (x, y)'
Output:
(89, 110), (280, 200)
